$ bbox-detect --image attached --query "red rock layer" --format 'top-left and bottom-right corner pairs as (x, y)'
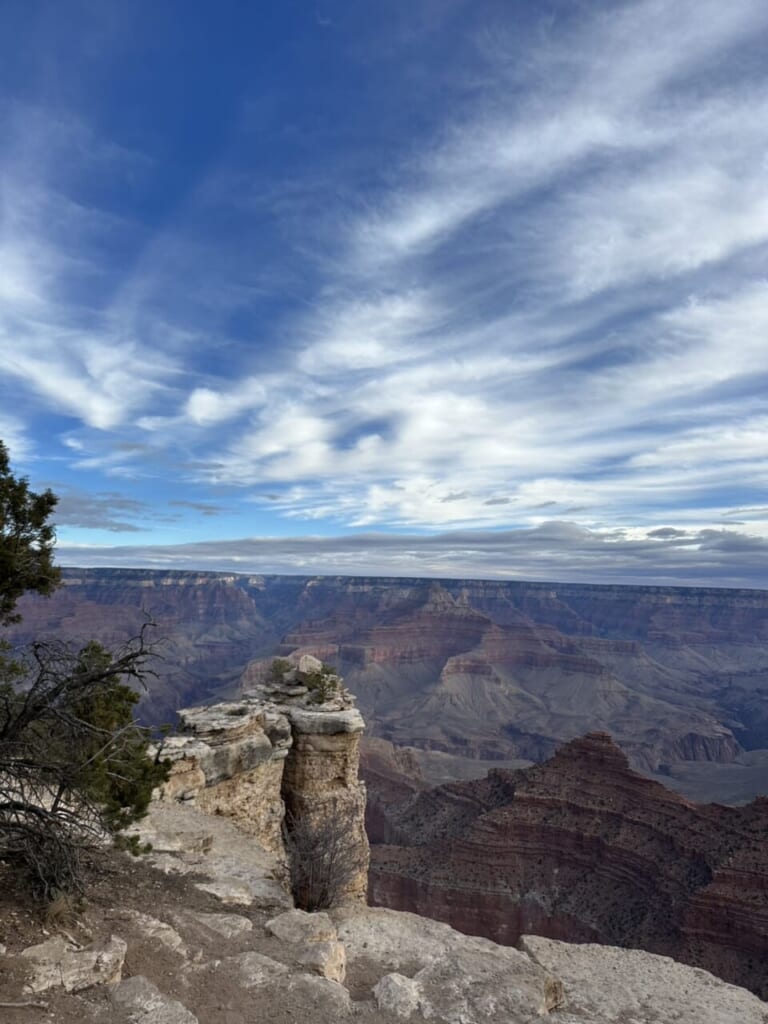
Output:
(270, 580), (756, 772)
(359, 738), (427, 844)
(9, 570), (768, 777)
(368, 733), (768, 998)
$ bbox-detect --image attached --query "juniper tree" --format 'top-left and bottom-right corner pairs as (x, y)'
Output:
(0, 440), (60, 624)
(0, 441), (168, 896)
(0, 629), (168, 896)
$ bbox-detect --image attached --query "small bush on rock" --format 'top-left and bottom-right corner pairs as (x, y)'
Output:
(296, 665), (340, 705)
(283, 804), (364, 911)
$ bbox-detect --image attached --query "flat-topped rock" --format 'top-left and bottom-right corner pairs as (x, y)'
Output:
(286, 707), (365, 735)
(177, 702), (278, 743)
(152, 668), (369, 908)
(21, 935), (127, 994)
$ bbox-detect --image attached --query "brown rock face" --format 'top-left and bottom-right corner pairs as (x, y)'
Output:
(11, 570), (768, 801)
(368, 733), (768, 998)
(359, 738), (427, 844)
(281, 707), (370, 903)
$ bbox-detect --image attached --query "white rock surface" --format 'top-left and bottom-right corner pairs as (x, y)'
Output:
(132, 801), (291, 912)
(298, 938), (346, 983)
(373, 972), (422, 1018)
(287, 972), (352, 1015)
(111, 974), (198, 1024)
(298, 654), (325, 675)
(194, 880), (255, 906)
(21, 934), (126, 993)
(334, 905), (504, 971)
(266, 908), (337, 944)
(112, 909), (187, 955)
(335, 906), (560, 1023)
(267, 909), (346, 982)
(225, 951), (289, 988)
(413, 944), (561, 1023)
(287, 707), (365, 735)
(520, 935), (768, 1024)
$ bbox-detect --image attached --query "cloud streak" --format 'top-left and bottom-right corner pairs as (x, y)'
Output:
(55, 521), (768, 589)
(2, 0), (768, 585)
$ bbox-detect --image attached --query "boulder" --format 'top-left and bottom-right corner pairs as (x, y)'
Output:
(110, 975), (198, 1024)
(297, 939), (346, 983)
(111, 909), (187, 955)
(373, 972), (421, 1018)
(225, 951), (289, 988)
(266, 909), (346, 983)
(266, 909), (337, 944)
(298, 654), (324, 675)
(21, 934), (126, 993)
(286, 973), (352, 1015)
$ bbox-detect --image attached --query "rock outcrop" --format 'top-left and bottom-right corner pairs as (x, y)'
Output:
(155, 654), (369, 905)
(157, 701), (291, 853)
(3, 798), (766, 1024)
(368, 732), (768, 998)
(20, 935), (127, 994)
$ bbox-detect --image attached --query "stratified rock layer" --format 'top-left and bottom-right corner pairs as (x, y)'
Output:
(157, 702), (290, 854)
(369, 732), (768, 998)
(7, 804), (764, 1024)
(156, 654), (369, 904)
(11, 570), (768, 800)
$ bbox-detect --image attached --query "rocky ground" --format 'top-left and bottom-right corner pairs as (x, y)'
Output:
(1, 800), (767, 1024)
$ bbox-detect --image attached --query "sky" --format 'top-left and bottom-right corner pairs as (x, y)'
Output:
(2, 0), (768, 587)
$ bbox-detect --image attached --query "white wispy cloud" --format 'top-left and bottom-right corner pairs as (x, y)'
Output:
(144, 0), (766, 546)
(0, 104), (180, 437)
(2, 0), (768, 585)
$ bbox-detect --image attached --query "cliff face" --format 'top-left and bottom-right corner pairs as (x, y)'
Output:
(10, 569), (768, 801)
(255, 576), (768, 782)
(158, 702), (292, 854)
(367, 733), (768, 998)
(156, 655), (369, 904)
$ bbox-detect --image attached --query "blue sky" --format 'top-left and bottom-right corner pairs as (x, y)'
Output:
(2, 0), (768, 586)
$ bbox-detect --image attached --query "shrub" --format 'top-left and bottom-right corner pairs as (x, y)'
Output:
(0, 628), (169, 896)
(0, 440), (169, 897)
(283, 803), (365, 911)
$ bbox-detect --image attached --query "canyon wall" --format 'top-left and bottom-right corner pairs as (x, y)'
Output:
(10, 569), (768, 801)
(366, 733), (768, 998)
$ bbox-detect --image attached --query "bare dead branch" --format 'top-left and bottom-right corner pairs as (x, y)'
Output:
(283, 803), (366, 912)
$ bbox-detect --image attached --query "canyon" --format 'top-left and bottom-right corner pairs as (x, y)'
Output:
(0, 642), (766, 1019)
(9, 568), (768, 802)
(3, 680), (766, 1023)
(365, 732), (768, 999)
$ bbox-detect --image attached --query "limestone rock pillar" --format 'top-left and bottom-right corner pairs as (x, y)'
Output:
(282, 706), (370, 904)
